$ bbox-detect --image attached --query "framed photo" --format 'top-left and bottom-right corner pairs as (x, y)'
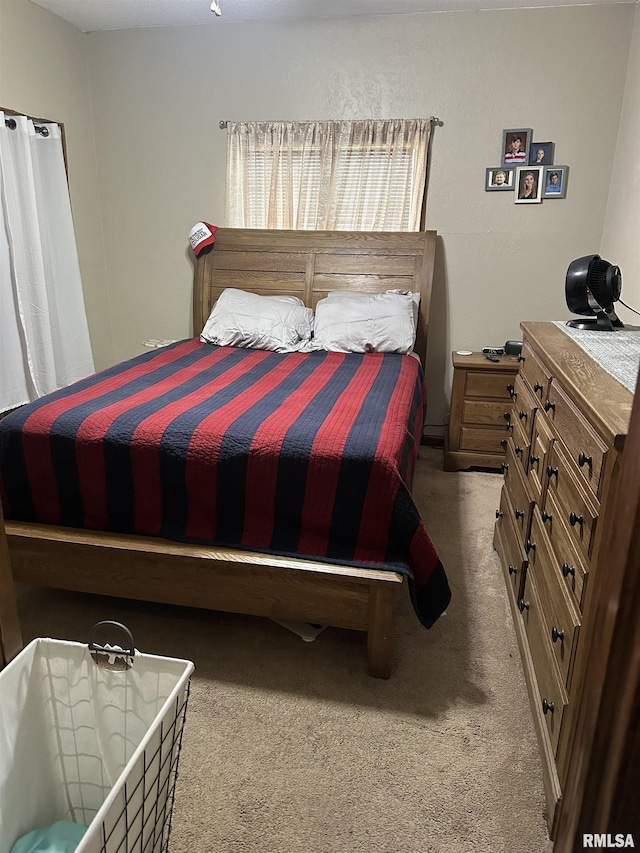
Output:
(529, 141), (554, 166)
(501, 128), (533, 167)
(542, 165), (569, 199)
(514, 166), (543, 204)
(485, 167), (515, 191)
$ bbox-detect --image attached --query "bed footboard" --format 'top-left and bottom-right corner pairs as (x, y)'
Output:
(6, 522), (403, 678)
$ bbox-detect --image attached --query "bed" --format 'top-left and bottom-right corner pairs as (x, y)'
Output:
(1, 228), (448, 678)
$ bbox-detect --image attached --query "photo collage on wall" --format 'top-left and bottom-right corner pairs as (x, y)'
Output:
(485, 128), (569, 203)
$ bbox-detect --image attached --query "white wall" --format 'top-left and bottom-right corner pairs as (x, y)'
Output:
(601, 3), (640, 314)
(0, 0), (113, 369)
(86, 4), (634, 432)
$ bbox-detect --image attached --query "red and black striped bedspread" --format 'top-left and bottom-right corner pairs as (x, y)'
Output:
(0, 340), (450, 628)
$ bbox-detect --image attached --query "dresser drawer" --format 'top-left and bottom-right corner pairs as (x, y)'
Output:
(510, 414), (530, 477)
(463, 399), (512, 426)
(465, 371), (515, 399)
(546, 444), (599, 561)
(543, 489), (589, 612)
(504, 441), (534, 542)
(546, 380), (608, 499)
(528, 510), (581, 689)
(495, 486), (527, 599)
(520, 342), (552, 406)
(519, 572), (568, 755)
(512, 373), (539, 443)
(527, 413), (554, 505)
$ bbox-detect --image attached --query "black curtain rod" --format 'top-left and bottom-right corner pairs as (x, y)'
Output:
(4, 118), (50, 136)
(219, 117), (442, 129)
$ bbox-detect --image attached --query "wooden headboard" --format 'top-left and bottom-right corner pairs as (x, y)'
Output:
(193, 228), (437, 364)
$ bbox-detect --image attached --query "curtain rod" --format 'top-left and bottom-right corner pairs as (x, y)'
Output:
(4, 117), (50, 136)
(218, 116), (442, 129)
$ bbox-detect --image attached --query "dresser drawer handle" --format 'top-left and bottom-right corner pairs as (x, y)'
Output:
(542, 698), (555, 715)
(518, 411), (528, 422)
(530, 455), (540, 468)
(533, 382), (543, 394)
(500, 439), (507, 449)
(551, 626), (565, 644)
(544, 400), (555, 413)
(541, 511), (552, 524)
(496, 509), (503, 519)
(501, 463), (509, 474)
(507, 384), (516, 398)
(562, 563), (576, 578)
(518, 354), (525, 363)
(508, 565), (518, 575)
(505, 422), (514, 432)
(525, 538), (536, 554)
(515, 445), (523, 458)
(569, 512), (584, 528)
(578, 452), (593, 470)
(518, 599), (530, 612)
(503, 411), (511, 422)
(547, 465), (558, 481)
(515, 508), (525, 520)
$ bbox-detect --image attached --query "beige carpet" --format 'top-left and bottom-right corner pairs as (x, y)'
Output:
(15, 449), (554, 853)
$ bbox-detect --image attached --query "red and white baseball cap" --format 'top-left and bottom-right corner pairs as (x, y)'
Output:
(189, 222), (218, 256)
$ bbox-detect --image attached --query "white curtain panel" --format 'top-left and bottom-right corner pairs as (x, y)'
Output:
(225, 118), (431, 231)
(0, 112), (94, 413)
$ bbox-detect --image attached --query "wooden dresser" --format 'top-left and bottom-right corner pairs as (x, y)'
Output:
(444, 351), (519, 471)
(493, 321), (634, 837)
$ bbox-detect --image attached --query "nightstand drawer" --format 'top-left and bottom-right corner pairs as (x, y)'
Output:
(546, 380), (607, 499)
(459, 426), (507, 454)
(465, 372), (514, 399)
(462, 399), (512, 426)
(528, 509), (581, 689)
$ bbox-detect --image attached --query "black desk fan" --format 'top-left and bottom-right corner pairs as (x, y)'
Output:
(565, 254), (623, 331)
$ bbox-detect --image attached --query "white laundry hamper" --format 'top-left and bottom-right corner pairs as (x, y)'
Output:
(0, 622), (194, 853)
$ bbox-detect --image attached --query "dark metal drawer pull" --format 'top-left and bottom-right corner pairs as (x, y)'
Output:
(508, 565), (517, 575)
(542, 698), (555, 715)
(578, 452), (593, 470)
(551, 626), (565, 644)
(518, 354), (525, 363)
(533, 382), (543, 393)
(500, 438), (507, 449)
(547, 465), (558, 481)
(504, 411), (511, 422)
(515, 446), (523, 458)
(518, 411), (528, 422)
(515, 508), (524, 520)
(501, 463), (509, 474)
(569, 512), (584, 528)
(544, 400), (555, 413)
(562, 563), (576, 578)
(525, 538), (536, 554)
(518, 599), (530, 613)
(507, 384), (516, 398)
(529, 455), (540, 468)
(495, 509), (503, 519)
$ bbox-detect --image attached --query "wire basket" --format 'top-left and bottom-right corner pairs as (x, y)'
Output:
(0, 622), (194, 853)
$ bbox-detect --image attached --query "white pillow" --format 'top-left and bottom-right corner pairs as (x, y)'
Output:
(200, 288), (314, 352)
(312, 290), (416, 355)
(325, 289), (420, 344)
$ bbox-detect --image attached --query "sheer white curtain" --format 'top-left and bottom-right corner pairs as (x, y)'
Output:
(225, 119), (431, 231)
(0, 112), (94, 414)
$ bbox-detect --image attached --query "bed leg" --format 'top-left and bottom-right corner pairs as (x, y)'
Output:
(367, 585), (393, 679)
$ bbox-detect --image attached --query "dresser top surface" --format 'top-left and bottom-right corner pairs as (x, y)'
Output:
(521, 322), (633, 445)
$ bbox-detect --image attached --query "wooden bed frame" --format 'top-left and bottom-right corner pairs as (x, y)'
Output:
(5, 228), (437, 678)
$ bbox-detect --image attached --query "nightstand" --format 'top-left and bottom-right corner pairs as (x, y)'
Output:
(444, 351), (520, 472)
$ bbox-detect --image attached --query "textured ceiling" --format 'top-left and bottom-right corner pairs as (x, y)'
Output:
(28, 0), (636, 33)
